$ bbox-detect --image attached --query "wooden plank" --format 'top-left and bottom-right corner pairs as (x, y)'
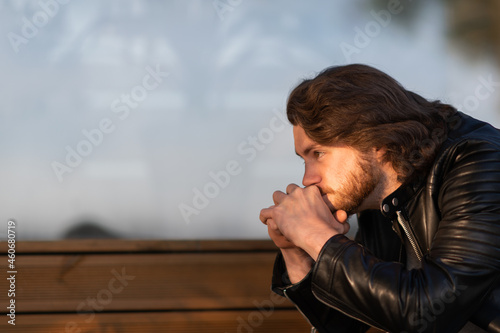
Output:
(0, 239), (388, 332)
(0, 239), (277, 254)
(0, 310), (312, 333)
(2, 252), (293, 313)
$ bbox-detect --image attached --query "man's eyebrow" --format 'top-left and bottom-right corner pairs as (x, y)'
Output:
(295, 145), (318, 159)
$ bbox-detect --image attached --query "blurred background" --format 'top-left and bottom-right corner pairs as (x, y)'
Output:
(0, 0), (499, 240)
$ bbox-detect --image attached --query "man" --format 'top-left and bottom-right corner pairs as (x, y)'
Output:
(259, 64), (500, 333)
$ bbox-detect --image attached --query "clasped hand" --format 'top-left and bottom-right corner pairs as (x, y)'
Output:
(259, 184), (350, 260)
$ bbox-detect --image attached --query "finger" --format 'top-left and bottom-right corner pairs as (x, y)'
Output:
(342, 221), (351, 234)
(334, 210), (348, 223)
(272, 228), (293, 244)
(322, 199), (335, 213)
(267, 219), (279, 231)
(285, 183), (300, 194)
(259, 207), (274, 224)
(272, 190), (286, 205)
(306, 184), (321, 194)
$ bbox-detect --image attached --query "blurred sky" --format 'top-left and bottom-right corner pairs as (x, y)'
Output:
(1, 0), (499, 240)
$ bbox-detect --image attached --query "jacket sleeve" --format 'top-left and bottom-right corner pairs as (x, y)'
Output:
(271, 210), (399, 332)
(308, 140), (500, 332)
(271, 251), (369, 333)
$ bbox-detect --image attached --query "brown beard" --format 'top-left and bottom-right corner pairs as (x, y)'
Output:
(321, 154), (381, 215)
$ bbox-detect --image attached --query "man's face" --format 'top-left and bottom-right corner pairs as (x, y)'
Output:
(293, 125), (382, 215)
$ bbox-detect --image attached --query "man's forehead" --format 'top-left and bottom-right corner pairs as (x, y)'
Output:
(293, 126), (322, 156)
(293, 125), (312, 142)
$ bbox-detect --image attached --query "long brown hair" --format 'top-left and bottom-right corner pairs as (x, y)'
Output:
(287, 64), (457, 183)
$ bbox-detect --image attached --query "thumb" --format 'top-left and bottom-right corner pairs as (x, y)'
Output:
(334, 210), (348, 223)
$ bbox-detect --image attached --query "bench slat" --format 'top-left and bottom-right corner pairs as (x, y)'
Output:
(11, 240), (277, 254)
(0, 311), (312, 333)
(8, 252), (293, 313)
(1, 240), (317, 332)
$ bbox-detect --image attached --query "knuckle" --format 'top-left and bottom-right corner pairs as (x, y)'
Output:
(286, 183), (298, 193)
(306, 185), (317, 192)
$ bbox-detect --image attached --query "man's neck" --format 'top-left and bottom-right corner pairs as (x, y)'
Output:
(360, 161), (402, 212)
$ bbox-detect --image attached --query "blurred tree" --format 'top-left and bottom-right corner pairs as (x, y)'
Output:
(446, 0), (500, 61)
(367, 0), (500, 63)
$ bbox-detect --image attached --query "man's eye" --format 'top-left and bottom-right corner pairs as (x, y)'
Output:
(314, 151), (324, 158)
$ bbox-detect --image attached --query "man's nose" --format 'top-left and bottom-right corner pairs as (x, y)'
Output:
(302, 165), (321, 187)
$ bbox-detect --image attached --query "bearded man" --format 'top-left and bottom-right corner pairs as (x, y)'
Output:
(259, 64), (500, 333)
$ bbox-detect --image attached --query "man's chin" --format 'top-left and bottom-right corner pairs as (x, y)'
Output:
(322, 194), (363, 217)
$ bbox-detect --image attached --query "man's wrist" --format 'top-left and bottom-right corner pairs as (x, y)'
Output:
(303, 229), (337, 261)
(281, 248), (314, 284)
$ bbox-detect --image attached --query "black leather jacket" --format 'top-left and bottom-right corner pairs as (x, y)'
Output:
(272, 112), (500, 333)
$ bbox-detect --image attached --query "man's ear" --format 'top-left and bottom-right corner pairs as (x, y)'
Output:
(374, 147), (387, 163)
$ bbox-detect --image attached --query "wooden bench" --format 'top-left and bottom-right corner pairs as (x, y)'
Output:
(0, 240), (313, 332)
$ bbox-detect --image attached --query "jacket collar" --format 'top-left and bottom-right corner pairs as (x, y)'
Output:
(379, 177), (422, 220)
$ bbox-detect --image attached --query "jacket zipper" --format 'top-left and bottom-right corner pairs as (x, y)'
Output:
(396, 210), (423, 262)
